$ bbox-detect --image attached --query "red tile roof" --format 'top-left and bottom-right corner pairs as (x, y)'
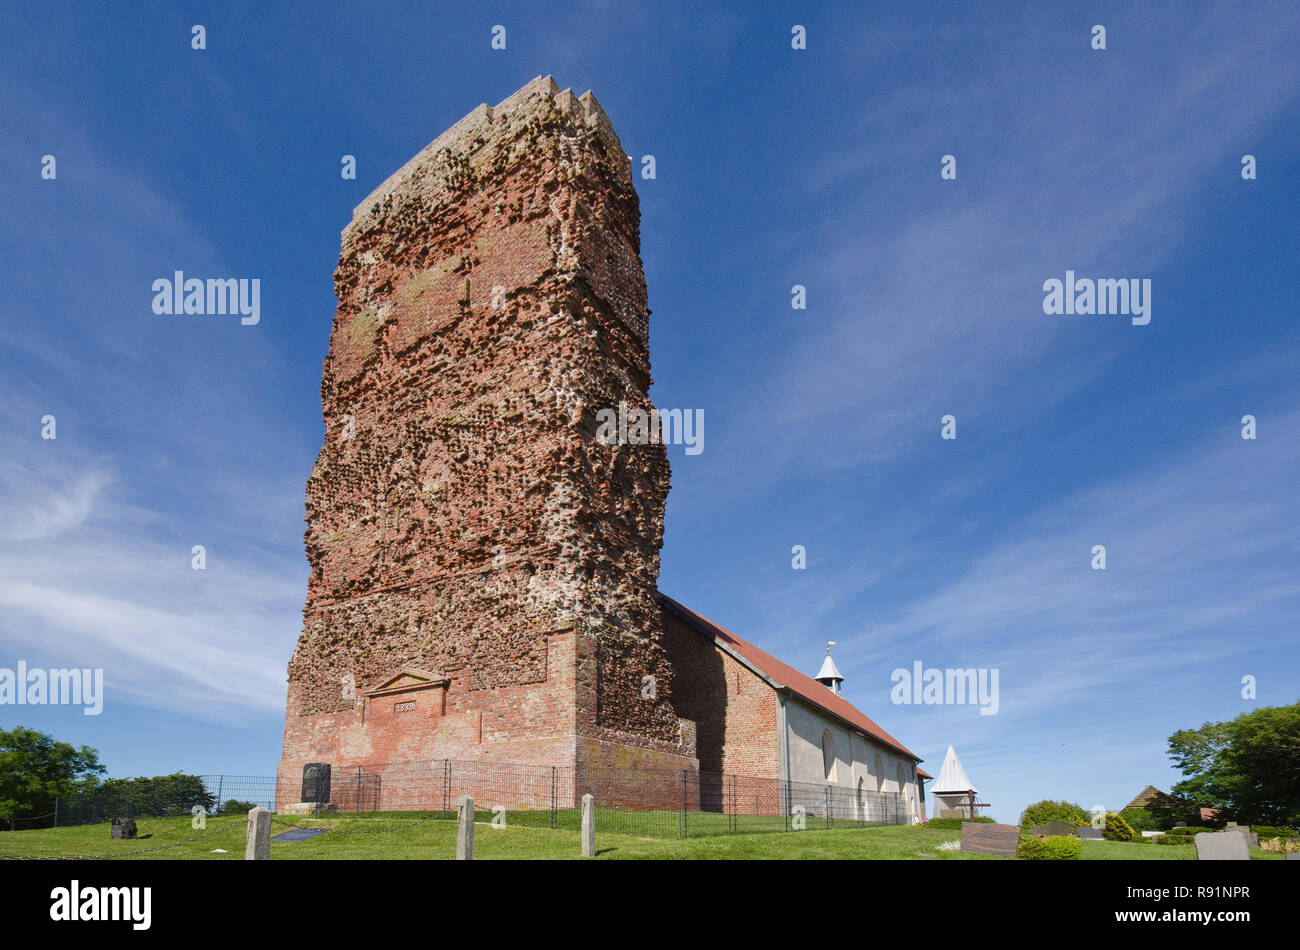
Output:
(661, 594), (921, 764)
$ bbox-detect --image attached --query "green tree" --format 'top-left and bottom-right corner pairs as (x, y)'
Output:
(0, 726), (104, 827)
(1018, 799), (1091, 828)
(89, 773), (215, 818)
(220, 799), (262, 815)
(1168, 702), (1300, 826)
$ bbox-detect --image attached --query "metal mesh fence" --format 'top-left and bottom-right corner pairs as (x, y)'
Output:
(38, 759), (909, 839)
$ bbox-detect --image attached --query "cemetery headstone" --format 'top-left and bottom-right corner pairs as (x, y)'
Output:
(1078, 827), (1103, 840)
(1042, 820), (1075, 837)
(1223, 826), (1258, 848)
(1194, 832), (1250, 861)
(110, 817), (137, 840)
(960, 821), (1019, 856)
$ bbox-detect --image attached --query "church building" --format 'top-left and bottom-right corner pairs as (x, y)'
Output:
(276, 77), (928, 819)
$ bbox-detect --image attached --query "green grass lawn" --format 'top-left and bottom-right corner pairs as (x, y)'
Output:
(1, 816), (1284, 860)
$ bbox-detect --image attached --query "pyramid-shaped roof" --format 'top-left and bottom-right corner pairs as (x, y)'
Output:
(815, 653), (843, 683)
(932, 744), (977, 794)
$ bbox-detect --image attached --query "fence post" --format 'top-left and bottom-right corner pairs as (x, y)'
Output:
(678, 770), (686, 839)
(53, 796), (59, 828)
(443, 759), (450, 815)
(355, 766), (362, 815)
(581, 793), (595, 857)
(245, 806), (271, 860)
(550, 766), (557, 830)
(456, 795), (474, 860)
(825, 786), (831, 829)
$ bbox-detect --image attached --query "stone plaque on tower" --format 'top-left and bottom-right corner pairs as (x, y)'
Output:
(301, 763), (331, 803)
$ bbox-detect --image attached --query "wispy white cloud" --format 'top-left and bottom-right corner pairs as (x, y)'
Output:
(0, 429), (302, 724)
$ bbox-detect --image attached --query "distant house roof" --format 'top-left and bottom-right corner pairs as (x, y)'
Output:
(660, 594), (921, 763)
(1125, 785), (1177, 810)
(931, 744), (977, 794)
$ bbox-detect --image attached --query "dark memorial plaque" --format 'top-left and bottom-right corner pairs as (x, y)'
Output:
(271, 827), (327, 843)
(1078, 826), (1103, 840)
(961, 821), (1020, 856)
(302, 762), (331, 803)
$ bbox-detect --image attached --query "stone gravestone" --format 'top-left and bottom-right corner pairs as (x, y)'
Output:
(1078, 826), (1103, 840)
(1223, 825), (1258, 847)
(939, 809), (964, 819)
(1286, 853), (1300, 861)
(110, 817), (137, 840)
(1174, 821), (1187, 828)
(1042, 821), (1075, 837)
(1194, 832), (1250, 861)
(960, 822), (1019, 856)
(1028, 824), (1048, 837)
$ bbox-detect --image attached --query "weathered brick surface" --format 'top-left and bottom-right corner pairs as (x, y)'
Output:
(278, 78), (695, 800)
(661, 606), (780, 780)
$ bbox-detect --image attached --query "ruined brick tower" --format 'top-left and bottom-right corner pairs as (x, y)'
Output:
(278, 77), (696, 800)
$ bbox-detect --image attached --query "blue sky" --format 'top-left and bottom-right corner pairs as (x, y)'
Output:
(2, 1), (1297, 824)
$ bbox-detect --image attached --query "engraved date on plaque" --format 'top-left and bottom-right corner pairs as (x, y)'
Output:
(394, 700), (416, 713)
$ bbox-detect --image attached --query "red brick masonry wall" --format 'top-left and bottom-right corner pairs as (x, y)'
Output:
(278, 78), (696, 800)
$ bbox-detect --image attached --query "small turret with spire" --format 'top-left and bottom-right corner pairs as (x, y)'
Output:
(814, 641), (844, 694)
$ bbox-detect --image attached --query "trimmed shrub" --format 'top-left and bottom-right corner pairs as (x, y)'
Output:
(1017, 835), (1083, 860)
(1019, 800), (1091, 828)
(1252, 825), (1297, 839)
(1120, 806), (1180, 832)
(1157, 834), (1196, 845)
(1164, 826), (1213, 837)
(1103, 812), (1137, 842)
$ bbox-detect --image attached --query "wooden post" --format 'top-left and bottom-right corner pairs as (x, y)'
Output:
(457, 795), (474, 860)
(581, 793), (595, 857)
(245, 806), (271, 860)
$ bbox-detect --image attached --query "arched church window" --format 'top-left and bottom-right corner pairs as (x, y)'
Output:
(821, 729), (836, 781)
